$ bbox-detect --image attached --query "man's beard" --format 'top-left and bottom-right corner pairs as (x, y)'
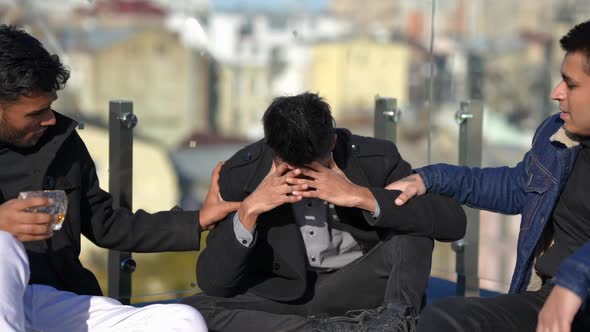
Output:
(0, 120), (34, 148)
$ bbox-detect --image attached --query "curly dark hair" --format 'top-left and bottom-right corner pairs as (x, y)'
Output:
(262, 92), (335, 166)
(560, 20), (590, 74)
(0, 25), (70, 103)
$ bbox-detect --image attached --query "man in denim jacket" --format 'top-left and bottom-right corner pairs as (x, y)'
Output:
(387, 20), (590, 332)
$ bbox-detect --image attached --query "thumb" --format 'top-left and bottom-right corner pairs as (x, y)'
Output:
(394, 194), (407, 206)
(394, 189), (417, 206)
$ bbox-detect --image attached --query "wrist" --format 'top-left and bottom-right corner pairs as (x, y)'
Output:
(353, 186), (375, 212)
(238, 199), (259, 231)
(198, 208), (211, 229)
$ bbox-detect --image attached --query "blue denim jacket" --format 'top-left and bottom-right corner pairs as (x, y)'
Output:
(417, 114), (590, 300)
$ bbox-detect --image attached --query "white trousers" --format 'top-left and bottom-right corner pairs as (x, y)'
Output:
(0, 231), (207, 332)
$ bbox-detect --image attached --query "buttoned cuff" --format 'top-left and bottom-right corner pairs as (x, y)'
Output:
(233, 213), (256, 247)
(362, 198), (380, 223)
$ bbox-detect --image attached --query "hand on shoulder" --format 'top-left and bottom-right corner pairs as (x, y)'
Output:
(385, 173), (426, 206)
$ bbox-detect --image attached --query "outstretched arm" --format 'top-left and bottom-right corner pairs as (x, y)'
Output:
(386, 162), (529, 215)
(199, 162), (241, 230)
(373, 149), (466, 242)
(385, 173), (426, 206)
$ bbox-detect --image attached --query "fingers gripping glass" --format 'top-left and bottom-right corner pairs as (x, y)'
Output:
(18, 190), (69, 231)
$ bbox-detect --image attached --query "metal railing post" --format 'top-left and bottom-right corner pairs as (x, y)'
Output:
(452, 100), (483, 297)
(374, 97), (401, 144)
(107, 100), (138, 304)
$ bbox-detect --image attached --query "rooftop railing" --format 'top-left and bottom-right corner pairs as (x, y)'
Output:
(373, 96), (484, 297)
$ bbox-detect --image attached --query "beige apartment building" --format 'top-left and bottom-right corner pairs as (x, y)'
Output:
(307, 39), (411, 122)
(215, 64), (270, 138)
(66, 27), (210, 148)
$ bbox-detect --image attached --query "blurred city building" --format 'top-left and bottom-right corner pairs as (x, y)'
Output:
(207, 11), (353, 138)
(63, 26), (210, 147)
(307, 39), (411, 122)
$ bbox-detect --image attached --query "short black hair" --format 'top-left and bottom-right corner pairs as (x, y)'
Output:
(0, 25), (69, 103)
(560, 20), (590, 74)
(263, 92), (335, 166)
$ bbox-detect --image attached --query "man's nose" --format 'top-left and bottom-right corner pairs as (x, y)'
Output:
(41, 109), (56, 126)
(551, 81), (566, 101)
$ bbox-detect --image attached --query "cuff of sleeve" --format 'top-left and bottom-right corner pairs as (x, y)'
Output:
(552, 258), (590, 301)
(233, 213), (256, 247)
(372, 198), (381, 218)
(414, 167), (432, 191)
(172, 210), (202, 250)
(363, 190), (386, 226)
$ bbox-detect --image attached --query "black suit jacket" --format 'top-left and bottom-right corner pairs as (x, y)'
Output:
(196, 129), (465, 301)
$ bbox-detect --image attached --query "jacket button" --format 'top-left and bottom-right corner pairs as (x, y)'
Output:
(243, 152), (252, 161)
(272, 262), (280, 271)
(351, 144), (360, 153)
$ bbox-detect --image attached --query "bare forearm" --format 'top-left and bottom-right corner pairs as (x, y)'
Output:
(237, 200), (259, 231)
(352, 186), (376, 213)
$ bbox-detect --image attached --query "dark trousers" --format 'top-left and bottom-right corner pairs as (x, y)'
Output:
(418, 283), (590, 332)
(181, 234), (434, 332)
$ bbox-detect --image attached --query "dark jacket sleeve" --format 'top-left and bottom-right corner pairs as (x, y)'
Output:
(195, 142), (267, 297)
(196, 212), (255, 297)
(74, 134), (201, 252)
(363, 140), (466, 242)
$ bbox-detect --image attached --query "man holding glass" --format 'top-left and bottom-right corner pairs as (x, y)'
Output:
(0, 25), (239, 331)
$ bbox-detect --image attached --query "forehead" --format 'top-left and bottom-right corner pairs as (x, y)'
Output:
(2, 91), (57, 113)
(562, 52), (590, 77)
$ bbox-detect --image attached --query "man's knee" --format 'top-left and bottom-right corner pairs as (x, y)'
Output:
(394, 234), (433, 249)
(417, 299), (464, 332)
(152, 304), (207, 332)
(381, 234), (434, 274)
(0, 230), (24, 254)
(0, 230), (29, 275)
(381, 233), (434, 256)
(180, 292), (221, 314)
